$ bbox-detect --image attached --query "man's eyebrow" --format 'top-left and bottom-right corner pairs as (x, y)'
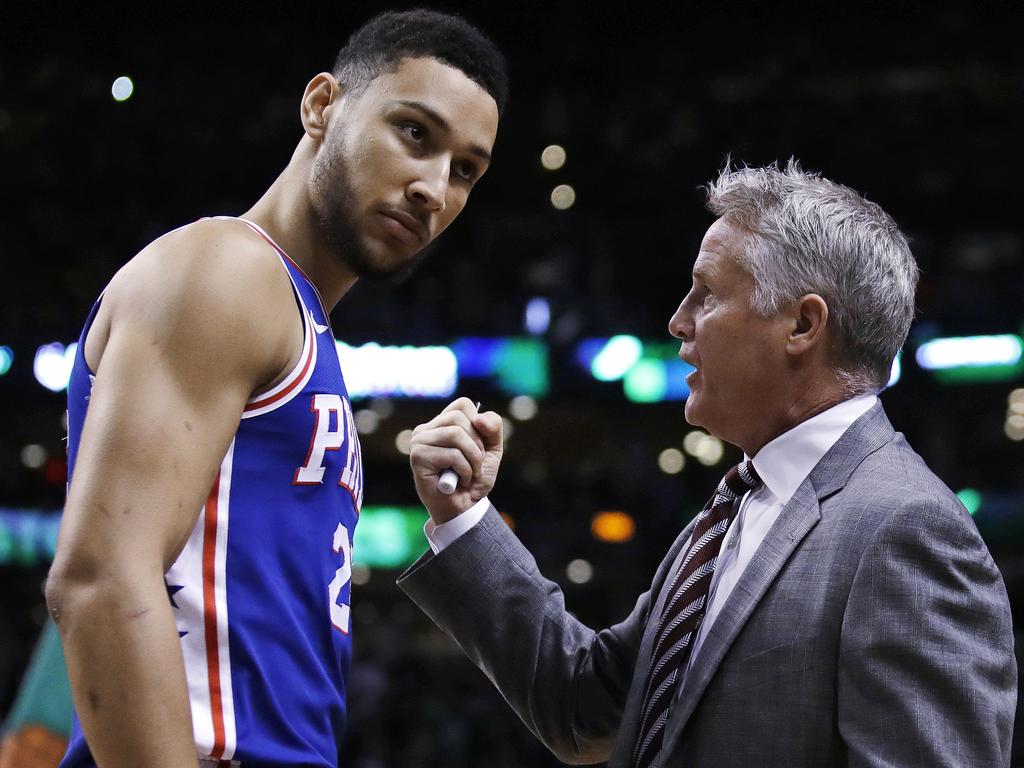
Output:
(393, 99), (492, 164)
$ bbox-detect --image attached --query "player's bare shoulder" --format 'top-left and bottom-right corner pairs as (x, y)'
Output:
(88, 217), (301, 396)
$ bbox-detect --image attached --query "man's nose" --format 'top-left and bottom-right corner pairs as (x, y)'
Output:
(407, 158), (448, 212)
(668, 299), (693, 340)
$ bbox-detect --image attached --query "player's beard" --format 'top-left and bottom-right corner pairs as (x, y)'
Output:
(309, 134), (429, 285)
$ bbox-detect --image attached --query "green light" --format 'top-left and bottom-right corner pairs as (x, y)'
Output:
(956, 488), (982, 515)
(0, 346), (11, 376)
(495, 338), (549, 396)
(352, 506), (428, 568)
(624, 359), (667, 403)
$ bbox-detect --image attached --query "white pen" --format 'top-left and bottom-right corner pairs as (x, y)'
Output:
(437, 401), (481, 495)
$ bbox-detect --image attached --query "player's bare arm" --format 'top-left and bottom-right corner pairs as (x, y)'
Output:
(46, 220), (301, 768)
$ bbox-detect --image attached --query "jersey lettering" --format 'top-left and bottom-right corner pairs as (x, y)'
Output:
(294, 394), (345, 484)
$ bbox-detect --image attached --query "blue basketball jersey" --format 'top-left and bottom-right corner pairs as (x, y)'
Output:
(61, 217), (363, 767)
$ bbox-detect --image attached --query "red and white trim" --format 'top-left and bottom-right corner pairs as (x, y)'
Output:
(166, 441), (238, 762)
(242, 304), (318, 419)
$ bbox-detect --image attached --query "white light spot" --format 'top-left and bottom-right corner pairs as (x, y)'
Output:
(694, 435), (725, 466)
(33, 342), (77, 392)
(21, 444), (48, 469)
(566, 558), (593, 584)
(541, 144), (567, 171)
(111, 76), (134, 102)
(683, 430), (706, 457)
(354, 409), (380, 435)
(591, 335), (642, 381)
(1006, 415), (1024, 442)
(395, 429), (414, 455)
(351, 564), (371, 585)
(508, 395), (538, 421)
(658, 448), (685, 474)
(550, 184), (576, 211)
(501, 416), (514, 443)
(916, 335), (1023, 370)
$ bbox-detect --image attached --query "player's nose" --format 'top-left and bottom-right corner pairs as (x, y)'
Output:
(407, 158), (448, 213)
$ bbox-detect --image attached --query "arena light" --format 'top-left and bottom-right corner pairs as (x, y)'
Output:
(111, 76), (134, 102)
(508, 395), (538, 421)
(915, 334), (1024, 383)
(887, 352), (902, 388)
(623, 359), (666, 402)
(591, 335), (642, 381)
(33, 342), (77, 392)
(956, 488), (982, 516)
(450, 337), (549, 397)
(0, 508), (62, 567)
(0, 346), (12, 376)
(351, 506), (428, 569)
(336, 341), (457, 399)
(591, 511), (636, 543)
(524, 297), (551, 335)
(657, 448), (685, 475)
(541, 145), (566, 171)
(566, 558), (594, 584)
(550, 184), (576, 211)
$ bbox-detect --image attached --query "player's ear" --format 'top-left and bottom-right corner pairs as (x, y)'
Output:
(300, 73), (341, 141)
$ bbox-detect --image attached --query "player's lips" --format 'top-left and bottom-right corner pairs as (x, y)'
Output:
(378, 209), (427, 246)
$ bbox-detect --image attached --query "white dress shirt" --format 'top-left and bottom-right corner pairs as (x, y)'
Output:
(424, 394), (878, 677)
(676, 393), (877, 686)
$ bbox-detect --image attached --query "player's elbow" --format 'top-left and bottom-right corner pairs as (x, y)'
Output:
(46, 544), (124, 635)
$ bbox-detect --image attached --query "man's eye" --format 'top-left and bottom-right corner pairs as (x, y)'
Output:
(400, 122), (426, 141)
(455, 160), (478, 181)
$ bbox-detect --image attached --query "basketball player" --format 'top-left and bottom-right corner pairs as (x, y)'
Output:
(45, 10), (506, 767)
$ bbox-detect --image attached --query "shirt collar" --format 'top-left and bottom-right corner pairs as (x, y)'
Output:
(749, 394), (878, 504)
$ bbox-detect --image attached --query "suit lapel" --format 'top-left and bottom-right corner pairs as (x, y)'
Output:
(657, 401), (896, 755)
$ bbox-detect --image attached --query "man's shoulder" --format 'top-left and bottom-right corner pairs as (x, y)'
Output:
(830, 431), (977, 542)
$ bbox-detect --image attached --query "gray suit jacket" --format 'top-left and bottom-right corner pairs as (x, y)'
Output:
(398, 404), (1017, 766)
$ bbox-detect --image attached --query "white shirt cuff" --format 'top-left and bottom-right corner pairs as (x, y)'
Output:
(423, 497), (491, 554)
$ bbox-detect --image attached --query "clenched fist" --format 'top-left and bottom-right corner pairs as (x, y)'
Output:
(409, 398), (504, 523)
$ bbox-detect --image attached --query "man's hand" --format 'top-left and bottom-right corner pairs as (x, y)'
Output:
(410, 398), (503, 523)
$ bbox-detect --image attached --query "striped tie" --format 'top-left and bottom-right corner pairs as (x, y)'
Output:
(633, 460), (762, 768)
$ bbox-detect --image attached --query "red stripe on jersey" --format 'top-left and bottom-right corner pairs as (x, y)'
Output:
(244, 326), (315, 412)
(202, 473), (227, 759)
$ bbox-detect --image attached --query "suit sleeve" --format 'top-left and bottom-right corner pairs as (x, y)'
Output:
(837, 497), (1017, 767)
(398, 506), (679, 765)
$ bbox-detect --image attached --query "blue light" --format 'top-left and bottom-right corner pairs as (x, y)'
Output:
(524, 298), (551, 335)
(0, 346), (12, 376)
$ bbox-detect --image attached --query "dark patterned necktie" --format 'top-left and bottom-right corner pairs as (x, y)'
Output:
(633, 460), (762, 768)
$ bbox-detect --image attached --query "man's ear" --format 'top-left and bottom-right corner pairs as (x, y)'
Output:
(786, 293), (829, 357)
(300, 73), (341, 142)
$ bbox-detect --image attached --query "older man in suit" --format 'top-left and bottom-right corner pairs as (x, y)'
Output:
(398, 162), (1017, 767)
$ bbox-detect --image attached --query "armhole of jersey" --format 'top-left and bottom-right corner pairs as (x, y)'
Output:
(241, 251), (318, 420)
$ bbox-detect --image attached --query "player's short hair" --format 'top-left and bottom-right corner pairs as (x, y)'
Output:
(333, 9), (509, 115)
(705, 160), (919, 393)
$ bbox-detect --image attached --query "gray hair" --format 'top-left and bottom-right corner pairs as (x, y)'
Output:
(705, 160), (918, 392)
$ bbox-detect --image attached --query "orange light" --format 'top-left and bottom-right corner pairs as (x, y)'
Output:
(499, 512), (515, 530)
(591, 511), (635, 543)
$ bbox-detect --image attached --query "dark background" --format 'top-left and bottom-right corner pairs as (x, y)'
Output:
(2, 1), (1023, 765)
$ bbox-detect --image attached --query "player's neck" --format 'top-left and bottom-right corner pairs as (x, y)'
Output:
(241, 165), (357, 311)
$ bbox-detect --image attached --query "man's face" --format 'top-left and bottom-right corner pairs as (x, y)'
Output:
(309, 56), (499, 281)
(668, 218), (792, 452)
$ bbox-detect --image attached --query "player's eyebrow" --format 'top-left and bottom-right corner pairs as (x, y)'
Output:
(392, 99), (492, 164)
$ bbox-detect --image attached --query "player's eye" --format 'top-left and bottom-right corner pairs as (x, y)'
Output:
(398, 122), (426, 142)
(454, 159), (478, 182)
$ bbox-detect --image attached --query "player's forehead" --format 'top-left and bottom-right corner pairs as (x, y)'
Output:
(363, 57), (499, 148)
